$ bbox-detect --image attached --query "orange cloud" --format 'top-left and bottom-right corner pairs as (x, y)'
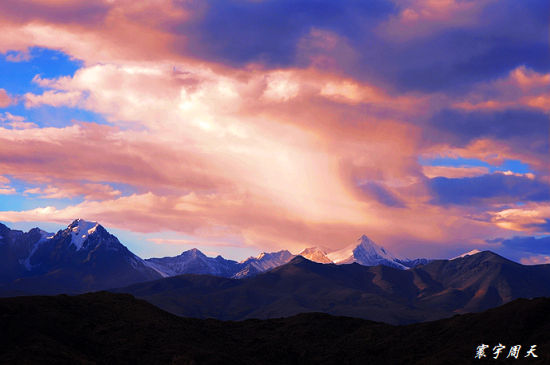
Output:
(490, 203), (550, 233)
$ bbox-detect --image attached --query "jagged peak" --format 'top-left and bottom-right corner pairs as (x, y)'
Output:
(63, 219), (104, 251)
(355, 235), (398, 259)
(68, 218), (99, 229)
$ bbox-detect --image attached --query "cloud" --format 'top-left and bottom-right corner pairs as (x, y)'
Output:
(23, 182), (121, 200)
(426, 109), (549, 149)
(379, 0), (495, 41)
(427, 173), (550, 205)
(520, 255), (550, 265)
(175, 0), (394, 68)
(0, 55), (542, 253)
(490, 203), (550, 233)
(0, 112), (38, 129)
(423, 110), (550, 177)
(1, 0), (545, 95)
(358, 182), (406, 208)
(0, 89), (14, 107)
(453, 66), (550, 113)
(4, 50), (31, 62)
(24, 90), (83, 108)
(500, 236), (550, 255)
(422, 166), (489, 179)
(0, 0), (110, 26)
(0, 175), (15, 195)
(0, 0), (548, 257)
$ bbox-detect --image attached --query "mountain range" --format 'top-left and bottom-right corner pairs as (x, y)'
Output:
(0, 219), (430, 295)
(2, 219), (550, 326)
(114, 252), (550, 325)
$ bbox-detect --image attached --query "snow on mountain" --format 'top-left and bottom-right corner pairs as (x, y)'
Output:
(20, 229), (52, 270)
(239, 250), (295, 271)
(145, 248), (240, 278)
(298, 247), (333, 264)
(326, 243), (359, 264)
(1, 219), (435, 292)
(451, 249), (482, 260)
(231, 251), (294, 278)
(146, 249), (295, 279)
(69, 219), (99, 250)
(0, 220), (163, 295)
(328, 235), (408, 270)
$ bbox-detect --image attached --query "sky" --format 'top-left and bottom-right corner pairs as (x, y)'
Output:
(0, 0), (548, 263)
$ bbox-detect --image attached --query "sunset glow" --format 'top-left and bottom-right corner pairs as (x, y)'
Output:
(0, 0), (548, 262)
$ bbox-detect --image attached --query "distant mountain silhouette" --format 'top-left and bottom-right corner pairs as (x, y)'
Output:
(1, 291), (549, 364)
(114, 252), (550, 324)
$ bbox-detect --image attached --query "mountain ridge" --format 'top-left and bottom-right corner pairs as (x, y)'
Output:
(112, 250), (550, 325)
(2, 291), (550, 364)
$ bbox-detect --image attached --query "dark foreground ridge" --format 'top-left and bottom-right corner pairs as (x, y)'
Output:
(0, 292), (548, 364)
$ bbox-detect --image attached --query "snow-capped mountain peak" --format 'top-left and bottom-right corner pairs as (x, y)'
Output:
(68, 219), (99, 250)
(298, 247), (333, 264)
(354, 235), (399, 260)
(327, 235), (408, 269)
(145, 248), (239, 278)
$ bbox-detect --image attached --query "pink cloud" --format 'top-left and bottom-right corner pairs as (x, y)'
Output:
(0, 112), (38, 129)
(0, 0), (545, 258)
(490, 203), (550, 234)
(0, 175), (15, 195)
(24, 90), (83, 108)
(453, 66), (550, 112)
(0, 58), (522, 254)
(379, 0), (495, 41)
(520, 255), (550, 265)
(24, 182), (121, 200)
(0, 89), (14, 107)
(422, 166), (490, 179)
(422, 138), (549, 180)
